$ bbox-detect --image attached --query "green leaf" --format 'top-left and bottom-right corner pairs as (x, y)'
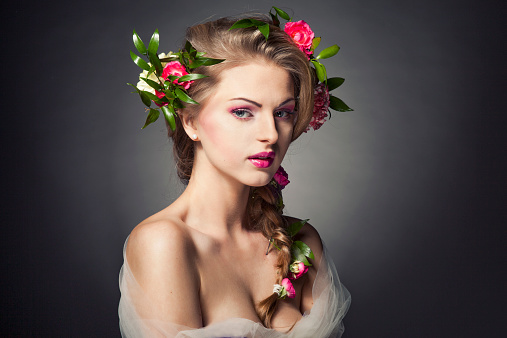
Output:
(329, 95), (353, 112)
(229, 19), (255, 30)
(188, 57), (225, 69)
(249, 19), (267, 26)
(164, 90), (175, 99)
(161, 105), (176, 131)
(258, 23), (270, 40)
(142, 109), (160, 129)
(127, 82), (140, 92)
(270, 238), (281, 251)
(294, 241), (315, 260)
(179, 73), (208, 82)
(184, 40), (192, 53)
(184, 40), (197, 58)
(148, 29), (159, 56)
(201, 57), (225, 66)
(178, 53), (187, 67)
(326, 77), (345, 91)
(311, 37), (321, 52)
(147, 66), (155, 78)
(175, 88), (198, 104)
(130, 51), (150, 71)
(133, 29), (147, 54)
(173, 99), (185, 109)
(287, 219), (309, 237)
(279, 287), (287, 299)
(139, 91), (151, 107)
(167, 75), (179, 83)
(269, 12), (280, 27)
(158, 95), (171, 104)
(140, 77), (164, 91)
(311, 60), (327, 83)
(316, 44), (340, 60)
(148, 51), (163, 76)
(140, 90), (161, 103)
(273, 6), (290, 20)
(291, 244), (311, 266)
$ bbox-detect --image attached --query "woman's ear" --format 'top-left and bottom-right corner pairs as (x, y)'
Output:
(180, 112), (199, 141)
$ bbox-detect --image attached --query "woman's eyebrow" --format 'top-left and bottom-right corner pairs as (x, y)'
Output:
(276, 98), (296, 108)
(229, 97), (295, 108)
(230, 98), (262, 107)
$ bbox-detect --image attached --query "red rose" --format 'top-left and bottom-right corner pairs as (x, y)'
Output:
(284, 20), (315, 58)
(273, 166), (290, 189)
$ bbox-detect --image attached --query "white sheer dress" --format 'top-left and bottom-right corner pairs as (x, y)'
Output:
(118, 237), (350, 337)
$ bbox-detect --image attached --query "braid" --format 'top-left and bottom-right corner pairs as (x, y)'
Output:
(248, 185), (292, 328)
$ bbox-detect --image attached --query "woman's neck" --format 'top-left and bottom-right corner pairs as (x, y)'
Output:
(178, 161), (251, 240)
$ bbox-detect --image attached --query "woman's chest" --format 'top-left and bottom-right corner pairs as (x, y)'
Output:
(195, 243), (305, 328)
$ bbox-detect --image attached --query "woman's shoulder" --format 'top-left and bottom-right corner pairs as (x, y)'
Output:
(283, 216), (324, 258)
(126, 213), (196, 266)
(123, 214), (203, 327)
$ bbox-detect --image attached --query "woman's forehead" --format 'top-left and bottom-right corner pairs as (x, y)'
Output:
(213, 62), (294, 104)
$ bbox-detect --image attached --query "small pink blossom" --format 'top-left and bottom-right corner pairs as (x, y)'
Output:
(305, 82), (330, 132)
(273, 166), (290, 189)
(281, 278), (296, 298)
(289, 261), (308, 280)
(284, 20), (315, 59)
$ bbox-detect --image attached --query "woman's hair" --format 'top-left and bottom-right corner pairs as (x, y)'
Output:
(169, 16), (315, 327)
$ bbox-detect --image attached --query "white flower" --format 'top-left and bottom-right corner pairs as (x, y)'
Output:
(136, 52), (173, 94)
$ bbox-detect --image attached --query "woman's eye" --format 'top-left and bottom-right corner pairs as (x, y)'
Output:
(231, 109), (252, 119)
(274, 110), (294, 119)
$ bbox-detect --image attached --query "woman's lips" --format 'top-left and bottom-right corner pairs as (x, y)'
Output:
(248, 151), (275, 168)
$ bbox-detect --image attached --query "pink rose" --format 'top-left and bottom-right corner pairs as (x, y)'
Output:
(305, 82), (330, 132)
(289, 261), (308, 280)
(273, 166), (290, 189)
(155, 61), (194, 105)
(281, 278), (296, 298)
(154, 61), (193, 106)
(284, 20), (314, 58)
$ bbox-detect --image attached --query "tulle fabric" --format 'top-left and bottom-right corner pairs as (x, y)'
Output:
(118, 237), (350, 337)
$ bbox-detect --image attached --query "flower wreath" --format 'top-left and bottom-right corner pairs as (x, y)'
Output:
(128, 6), (352, 300)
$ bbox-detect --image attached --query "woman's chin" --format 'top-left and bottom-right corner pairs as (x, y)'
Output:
(244, 173), (274, 188)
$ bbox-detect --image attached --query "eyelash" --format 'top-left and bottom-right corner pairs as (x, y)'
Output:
(274, 110), (295, 119)
(231, 108), (295, 120)
(231, 108), (253, 119)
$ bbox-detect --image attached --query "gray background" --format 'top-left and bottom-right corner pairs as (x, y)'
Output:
(2, 0), (505, 336)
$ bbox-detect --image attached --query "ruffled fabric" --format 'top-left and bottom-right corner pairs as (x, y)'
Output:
(119, 237), (350, 337)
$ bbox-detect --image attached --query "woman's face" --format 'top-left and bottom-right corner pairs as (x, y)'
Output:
(193, 61), (295, 187)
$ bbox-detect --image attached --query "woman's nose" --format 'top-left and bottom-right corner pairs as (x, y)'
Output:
(257, 113), (279, 144)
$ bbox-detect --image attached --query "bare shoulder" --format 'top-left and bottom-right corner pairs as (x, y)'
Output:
(284, 216), (324, 264)
(127, 217), (195, 266)
(125, 216), (202, 327)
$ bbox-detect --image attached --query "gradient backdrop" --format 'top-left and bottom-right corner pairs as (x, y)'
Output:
(2, 0), (505, 337)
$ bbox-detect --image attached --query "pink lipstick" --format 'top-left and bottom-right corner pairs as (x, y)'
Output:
(248, 151), (275, 168)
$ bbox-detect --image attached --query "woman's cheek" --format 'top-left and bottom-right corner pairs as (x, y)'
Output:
(198, 110), (240, 159)
(198, 109), (221, 145)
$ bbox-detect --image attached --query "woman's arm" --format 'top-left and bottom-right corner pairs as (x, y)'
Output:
(126, 219), (203, 328)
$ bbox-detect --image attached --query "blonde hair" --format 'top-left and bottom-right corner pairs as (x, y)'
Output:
(169, 16), (315, 327)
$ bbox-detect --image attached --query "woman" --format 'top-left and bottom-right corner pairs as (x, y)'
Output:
(119, 11), (350, 337)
